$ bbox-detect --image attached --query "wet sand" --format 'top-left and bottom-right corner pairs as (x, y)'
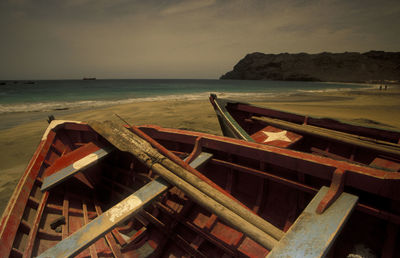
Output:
(1, 85), (399, 215)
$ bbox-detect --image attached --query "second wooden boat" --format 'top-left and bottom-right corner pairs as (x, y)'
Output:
(210, 93), (400, 171)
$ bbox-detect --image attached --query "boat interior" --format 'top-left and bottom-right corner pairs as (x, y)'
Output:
(2, 121), (400, 257)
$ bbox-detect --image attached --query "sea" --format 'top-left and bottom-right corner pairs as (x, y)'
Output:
(0, 79), (369, 114)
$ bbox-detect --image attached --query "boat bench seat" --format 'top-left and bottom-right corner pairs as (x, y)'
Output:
(41, 143), (113, 192)
(268, 186), (358, 257)
(251, 125), (303, 148)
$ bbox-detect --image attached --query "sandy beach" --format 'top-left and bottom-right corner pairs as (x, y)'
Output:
(1, 85), (400, 215)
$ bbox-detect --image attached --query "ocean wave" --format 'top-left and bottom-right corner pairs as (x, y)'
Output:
(0, 92), (279, 114)
(295, 87), (361, 93)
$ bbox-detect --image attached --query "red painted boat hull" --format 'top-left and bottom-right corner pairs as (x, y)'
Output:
(0, 120), (399, 257)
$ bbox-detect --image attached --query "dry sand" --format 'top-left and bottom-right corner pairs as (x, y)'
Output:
(1, 85), (399, 215)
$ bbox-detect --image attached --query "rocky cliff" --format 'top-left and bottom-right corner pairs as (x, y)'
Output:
(220, 51), (400, 82)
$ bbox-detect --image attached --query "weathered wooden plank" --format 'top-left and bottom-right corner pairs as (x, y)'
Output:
(41, 145), (112, 191)
(93, 202), (123, 258)
(62, 195), (69, 239)
(37, 152), (212, 257)
(82, 201), (98, 258)
(23, 192), (49, 258)
(186, 152), (213, 169)
(268, 186), (358, 258)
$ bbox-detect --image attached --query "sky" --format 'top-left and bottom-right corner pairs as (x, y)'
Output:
(0, 0), (399, 80)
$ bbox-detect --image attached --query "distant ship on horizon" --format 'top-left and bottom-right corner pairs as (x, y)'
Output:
(83, 77), (96, 80)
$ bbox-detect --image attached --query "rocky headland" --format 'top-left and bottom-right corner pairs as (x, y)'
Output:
(220, 51), (400, 83)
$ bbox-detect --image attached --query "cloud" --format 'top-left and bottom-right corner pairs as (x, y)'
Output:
(161, 0), (216, 15)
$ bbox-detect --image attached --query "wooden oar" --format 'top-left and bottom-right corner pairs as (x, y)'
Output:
(252, 116), (400, 157)
(115, 114), (258, 213)
(89, 120), (281, 249)
(117, 117), (284, 240)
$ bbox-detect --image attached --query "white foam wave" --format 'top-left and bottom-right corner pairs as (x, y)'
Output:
(296, 87), (360, 93)
(0, 92), (278, 114)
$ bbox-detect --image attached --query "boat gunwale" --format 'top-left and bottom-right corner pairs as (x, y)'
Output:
(0, 131), (55, 256)
(209, 94), (255, 142)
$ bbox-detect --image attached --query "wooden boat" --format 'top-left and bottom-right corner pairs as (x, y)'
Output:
(210, 93), (400, 172)
(1, 120), (400, 257)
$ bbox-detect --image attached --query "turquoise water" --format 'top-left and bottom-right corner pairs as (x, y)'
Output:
(0, 79), (367, 113)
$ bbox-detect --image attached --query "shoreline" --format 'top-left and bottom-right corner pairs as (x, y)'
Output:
(1, 85), (399, 170)
(1, 85), (400, 214)
(0, 80), (376, 126)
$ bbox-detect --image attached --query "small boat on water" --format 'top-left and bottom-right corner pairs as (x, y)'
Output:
(1, 120), (400, 257)
(209, 94), (400, 172)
